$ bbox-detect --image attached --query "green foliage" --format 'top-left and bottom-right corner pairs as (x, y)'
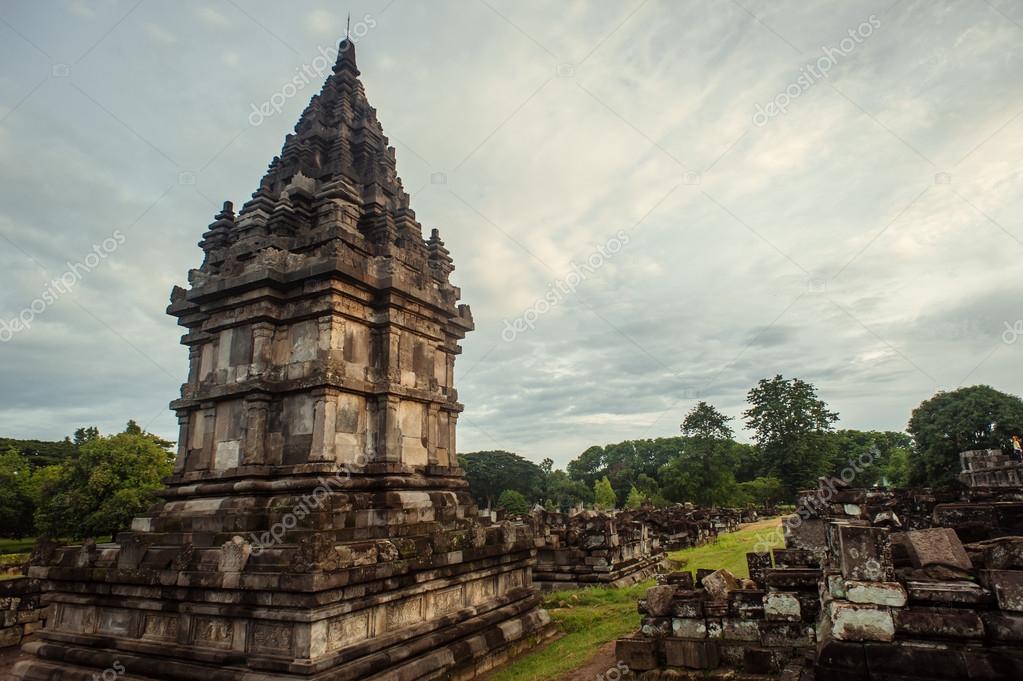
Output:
(496, 489), (529, 515)
(625, 485), (646, 509)
(567, 437), (684, 502)
(737, 476), (785, 506)
(744, 375), (839, 494)
(0, 448), (36, 538)
(827, 429), (913, 488)
(35, 425), (174, 539)
(593, 476), (617, 510)
(458, 450), (543, 509)
(0, 437), (75, 469)
(661, 402), (743, 506)
(907, 385), (1023, 487)
(541, 469), (592, 511)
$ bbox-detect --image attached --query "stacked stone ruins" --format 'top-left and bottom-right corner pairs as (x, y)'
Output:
(528, 510), (664, 591)
(616, 453), (1023, 680)
(13, 40), (552, 681)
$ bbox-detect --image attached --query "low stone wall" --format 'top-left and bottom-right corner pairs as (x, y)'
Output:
(528, 510), (665, 591)
(0, 578), (46, 650)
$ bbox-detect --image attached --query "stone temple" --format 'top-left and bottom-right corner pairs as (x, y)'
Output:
(14, 39), (551, 681)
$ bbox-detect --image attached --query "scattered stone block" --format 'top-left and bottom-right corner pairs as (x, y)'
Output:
(837, 525), (893, 582)
(826, 601), (895, 642)
(983, 570), (1023, 612)
(894, 607), (984, 639)
(728, 589), (765, 619)
(671, 617), (707, 638)
(784, 517), (827, 551)
(663, 638), (720, 669)
(845, 580), (907, 607)
(863, 641), (967, 680)
(905, 579), (991, 606)
(721, 617), (760, 642)
(981, 611), (1023, 643)
(747, 551), (772, 585)
(904, 528), (972, 571)
(0, 624), (23, 647)
(701, 568), (740, 601)
(644, 584), (676, 616)
(764, 592), (801, 622)
(743, 647), (782, 674)
(984, 536), (1023, 569)
(615, 637), (659, 671)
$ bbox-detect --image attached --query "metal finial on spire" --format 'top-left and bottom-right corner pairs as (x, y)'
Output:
(346, 12), (351, 39)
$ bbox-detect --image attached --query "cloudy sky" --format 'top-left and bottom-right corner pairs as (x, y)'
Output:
(1, 0), (1021, 468)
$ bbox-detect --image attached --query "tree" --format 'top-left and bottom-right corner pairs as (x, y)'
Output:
(544, 469), (593, 511)
(661, 402), (741, 506)
(0, 447), (36, 538)
(737, 476), (785, 507)
(35, 424), (174, 539)
(457, 451), (543, 509)
(496, 489), (529, 515)
(743, 375), (839, 494)
(625, 485), (646, 509)
(594, 476), (617, 510)
(827, 429), (913, 488)
(907, 385), (1023, 487)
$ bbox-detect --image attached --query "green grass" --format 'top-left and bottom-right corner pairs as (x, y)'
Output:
(486, 581), (651, 681)
(667, 517), (783, 578)
(488, 518), (783, 680)
(0, 538), (36, 555)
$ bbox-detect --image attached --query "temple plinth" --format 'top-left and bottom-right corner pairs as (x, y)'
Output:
(14, 39), (551, 681)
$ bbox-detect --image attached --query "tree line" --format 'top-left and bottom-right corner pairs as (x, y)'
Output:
(459, 379), (1023, 513)
(0, 422), (173, 540)
(2, 379), (1021, 539)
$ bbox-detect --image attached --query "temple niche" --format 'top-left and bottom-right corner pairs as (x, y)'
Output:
(14, 39), (551, 681)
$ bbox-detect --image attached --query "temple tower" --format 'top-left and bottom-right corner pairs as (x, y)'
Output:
(15, 40), (550, 681)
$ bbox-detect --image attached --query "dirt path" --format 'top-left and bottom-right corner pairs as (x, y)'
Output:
(556, 640), (618, 681)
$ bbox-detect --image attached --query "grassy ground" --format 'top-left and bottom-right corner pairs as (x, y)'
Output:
(485, 581), (651, 681)
(0, 538), (36, 555)
(487, 517), (782, 681)
(667, 517), (783, 578)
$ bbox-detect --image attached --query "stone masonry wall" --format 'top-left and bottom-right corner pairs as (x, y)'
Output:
(0, 578), (46, 650)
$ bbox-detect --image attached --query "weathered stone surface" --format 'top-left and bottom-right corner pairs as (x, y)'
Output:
(763, 592), (801, 622)
(983, 569), (1023, 612)
(981, 611), (1023, 643)
(784, 517), (827, 551)
(747, 552), (772, 584)
(615, 637), (659, 671)
(905, 579), (991, 606)
(645, 585), (676, 616)
(863, 641), (968, 680)
(844, 580), (907, 607)
(825, 602), (895, 642)
(663, 638), (720, 669)
(701, 568), (740, 601)
(671, 617), (707, 638)
(894, 607), (984, 639)
(903, 527), (972, 571)
(837, 525), (893, 582)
